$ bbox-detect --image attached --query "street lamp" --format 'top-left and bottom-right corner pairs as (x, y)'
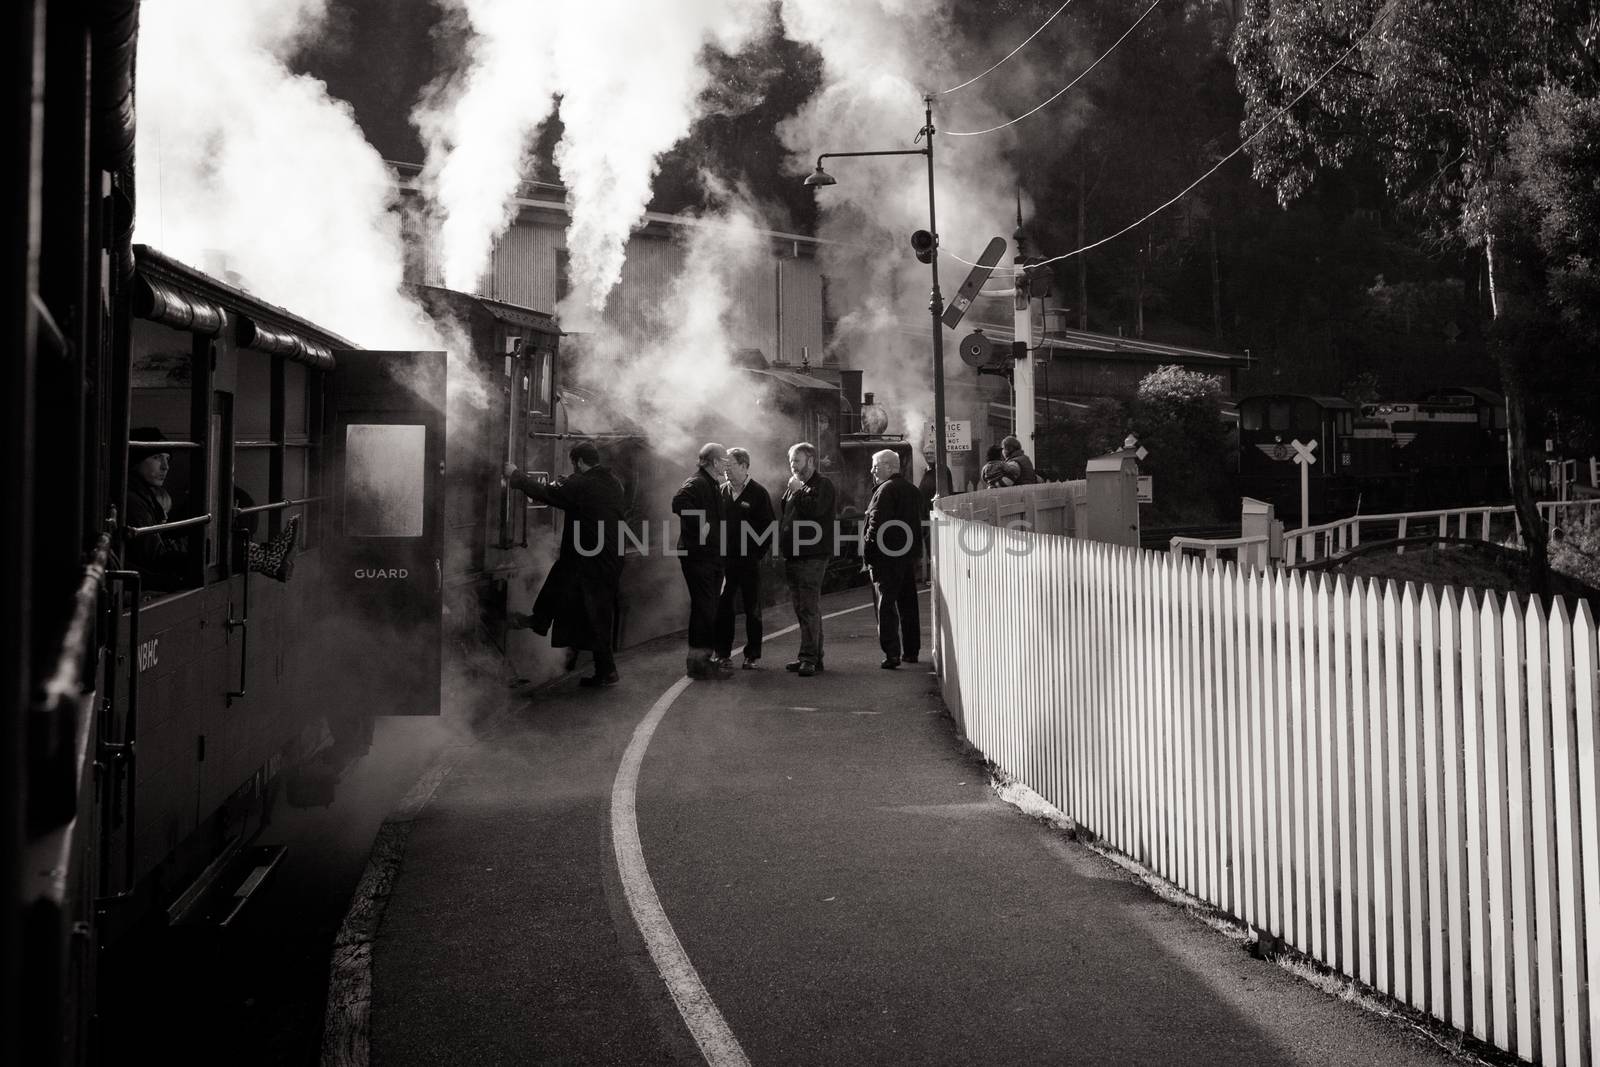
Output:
(803, 94), (950, 497)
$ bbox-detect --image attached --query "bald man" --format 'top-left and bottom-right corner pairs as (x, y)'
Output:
(861, 449), (925, 668)
(672, 442), (730, 679)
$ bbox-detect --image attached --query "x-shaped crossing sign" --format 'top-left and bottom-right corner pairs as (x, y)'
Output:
(1291, 438), (1317, 466)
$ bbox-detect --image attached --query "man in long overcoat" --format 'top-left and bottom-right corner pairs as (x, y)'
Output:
(505, 440), (627, 687)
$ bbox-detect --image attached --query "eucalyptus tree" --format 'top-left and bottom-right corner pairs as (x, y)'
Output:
(1231, 0), (1600, 584)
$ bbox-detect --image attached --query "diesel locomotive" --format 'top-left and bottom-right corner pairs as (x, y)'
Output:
(1235, 387), (1509, 523)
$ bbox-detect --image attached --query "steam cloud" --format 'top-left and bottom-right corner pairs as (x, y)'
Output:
(414, 0), (769, 311)
(779, 0), (1024, 475)
(133, 0), (489, 415)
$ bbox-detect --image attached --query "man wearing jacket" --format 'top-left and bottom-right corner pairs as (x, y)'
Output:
(714, 447), (775, 671)
(778, 441), (836, 677)
(862, 450), (925, 669)
(671, 442), (729, 679)
(505, 440), (627, 687)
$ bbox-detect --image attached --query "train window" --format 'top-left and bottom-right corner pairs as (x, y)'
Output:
(236, 349), (272, 439)
(526, 349), (552, 418)
(1240, 404), (1263, 431)
(1267, 399), (1291, 431)
(344, 423), (426, 537)
(285, 361), (309, 438)
(235, 447), (271, 531)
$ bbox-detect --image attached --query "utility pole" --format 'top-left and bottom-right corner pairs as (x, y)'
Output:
(1012, 189), (1035, 458)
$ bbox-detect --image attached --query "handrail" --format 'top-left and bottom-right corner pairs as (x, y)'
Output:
(226, 531), (251, 705)
(127, 512), (212, 537)
(233, 495), (323, 518)
(99, 570), (142, 901)
(1169, 533), (1271, 569)
(39, 533), (112, 713)
(127, 438), (200, 451)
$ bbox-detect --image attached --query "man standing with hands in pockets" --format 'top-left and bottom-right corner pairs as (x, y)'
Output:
(778, 442), (835, 677)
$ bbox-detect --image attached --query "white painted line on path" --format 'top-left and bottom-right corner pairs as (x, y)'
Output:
(609, 596), (885, 1066)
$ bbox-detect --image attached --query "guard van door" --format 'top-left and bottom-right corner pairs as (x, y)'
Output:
(328, 351), (447, 716)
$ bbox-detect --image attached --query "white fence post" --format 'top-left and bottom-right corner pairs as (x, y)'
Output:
(933, 504), (1600, 1065)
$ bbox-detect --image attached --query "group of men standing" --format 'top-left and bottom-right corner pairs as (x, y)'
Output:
(503, 436), (930, 688)
(671, 441), (844, 679)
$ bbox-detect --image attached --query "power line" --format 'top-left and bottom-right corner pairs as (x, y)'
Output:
(938, 0), (1079, 96)
(943, 0), (1402, 275)
(1027, 0), (1403, 269)
(945, 0), (1163, 138)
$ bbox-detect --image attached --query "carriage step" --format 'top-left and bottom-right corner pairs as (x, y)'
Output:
(167, 843), (287, 930)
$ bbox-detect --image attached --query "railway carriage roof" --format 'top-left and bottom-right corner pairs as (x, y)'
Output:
(416, 285), (561, 337)
(133, 245), (359, 360)
(1239, 393), (1356, 409)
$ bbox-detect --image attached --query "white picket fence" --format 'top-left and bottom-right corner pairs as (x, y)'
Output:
(933, 514), (1600, 1065)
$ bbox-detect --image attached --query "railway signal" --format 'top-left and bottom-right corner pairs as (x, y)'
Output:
(942, 236), (1006, 330)
(1291, 438), (1317, 525)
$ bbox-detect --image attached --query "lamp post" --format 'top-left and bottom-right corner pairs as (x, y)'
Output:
(804, 94), (950, 497)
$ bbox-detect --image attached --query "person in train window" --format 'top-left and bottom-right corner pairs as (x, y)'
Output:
(505, 440), (628, 687)
(124, 427), (190, 591)
(671, 442), (729, 680)
(779, 441), (836, 677)
(231, 485), (299, 583)
(713, 447), (775, 671)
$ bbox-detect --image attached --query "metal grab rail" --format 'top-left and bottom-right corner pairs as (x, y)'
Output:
(127, 438), (200, 451)
(99, 570), (142, 902)
(31, 532), (113, 834)
(126, 512), (212, 538)
(226, 530), (251, 705)
(232, 494), (323, 518)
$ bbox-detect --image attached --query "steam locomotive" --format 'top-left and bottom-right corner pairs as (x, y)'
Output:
(1235, 387), (1508, 522)
(8, 10), (902, 1062)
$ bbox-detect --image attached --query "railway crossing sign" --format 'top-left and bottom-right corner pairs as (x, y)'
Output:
(942, 237), (1007, 330)
(1291, 438), (1316, 525)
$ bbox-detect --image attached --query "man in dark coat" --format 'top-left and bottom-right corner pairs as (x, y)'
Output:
(862, 449), (925, 668)
(1002, 435), (1038, 485)
(505, 440), (627, 687)
(124, 427), (191, 591)
(778, 441), (836, 677)
(713, 447), (776, 670)
(671, 442), (728, 679)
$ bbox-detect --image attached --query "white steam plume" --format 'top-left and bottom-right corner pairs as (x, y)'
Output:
(778, 0), (1023, 476)
(134, 0), (489, 414)
(414, 0), (768, 314)
(565, 200), (777, 459)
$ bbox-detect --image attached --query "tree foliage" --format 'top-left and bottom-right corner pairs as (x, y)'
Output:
(1231, 0), (1600, 588)
(1131, 365), (1231, 523)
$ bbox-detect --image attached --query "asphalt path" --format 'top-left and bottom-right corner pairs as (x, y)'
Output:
(366, 586), (1463, 1066)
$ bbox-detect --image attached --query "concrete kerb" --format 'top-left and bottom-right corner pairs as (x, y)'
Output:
(319, 659), (582, 1067)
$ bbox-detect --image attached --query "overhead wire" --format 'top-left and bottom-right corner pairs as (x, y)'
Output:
(945, 0), (1164, 138)
(1026, 0), (1403, 269)
(943, 0), (1405, 274)
(938, 0), (1079, 96)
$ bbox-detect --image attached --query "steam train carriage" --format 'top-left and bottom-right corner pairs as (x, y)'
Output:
(7, 6), (899, 1060)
